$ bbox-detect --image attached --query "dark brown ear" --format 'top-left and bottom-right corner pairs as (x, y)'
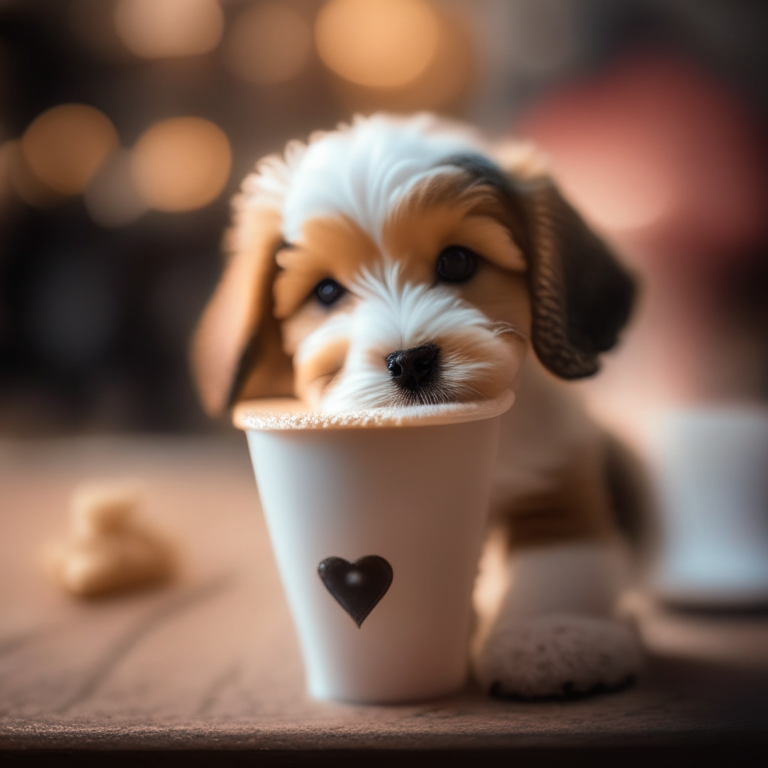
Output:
(191, 206), (293, 417)
(443, 152), (636, 378)
(517, 179), (636, 379)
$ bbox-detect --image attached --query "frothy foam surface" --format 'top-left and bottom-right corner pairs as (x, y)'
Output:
(233, 391), (514, 431)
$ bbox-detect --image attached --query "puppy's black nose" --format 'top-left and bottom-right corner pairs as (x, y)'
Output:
(386, 344), (440, 391)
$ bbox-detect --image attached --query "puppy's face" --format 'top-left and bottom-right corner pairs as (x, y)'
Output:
(275, 179), (531, 410)
(192, 114), (636, 417)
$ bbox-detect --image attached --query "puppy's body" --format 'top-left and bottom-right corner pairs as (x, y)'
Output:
(193, 114), (641, 698)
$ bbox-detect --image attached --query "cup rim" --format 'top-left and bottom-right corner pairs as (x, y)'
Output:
(232, 390), (515, 431)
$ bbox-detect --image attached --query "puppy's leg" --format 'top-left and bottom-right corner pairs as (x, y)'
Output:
(476, 542), (642, 698)
(476, 453), (643, 699)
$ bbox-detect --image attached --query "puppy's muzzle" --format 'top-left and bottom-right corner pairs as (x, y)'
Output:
(386, 343), (440, 393)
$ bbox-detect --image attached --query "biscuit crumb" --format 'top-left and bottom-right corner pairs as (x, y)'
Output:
(46, 482), (176, 597)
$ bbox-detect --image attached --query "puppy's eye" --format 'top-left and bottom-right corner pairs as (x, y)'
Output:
(436, 246), (478, 282)
(314, 278), (346, 306)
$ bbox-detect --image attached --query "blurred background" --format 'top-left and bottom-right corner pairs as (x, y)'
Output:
(3, 4), (768, 716)
(1, 0), (767, 439)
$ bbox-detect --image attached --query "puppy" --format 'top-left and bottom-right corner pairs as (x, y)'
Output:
(192, 113), (642, 699)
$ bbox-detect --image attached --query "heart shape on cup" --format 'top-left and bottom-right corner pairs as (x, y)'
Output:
(318, 555), (394, 628)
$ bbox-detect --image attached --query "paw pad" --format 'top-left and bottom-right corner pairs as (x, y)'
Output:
(477, 614), (643, 700)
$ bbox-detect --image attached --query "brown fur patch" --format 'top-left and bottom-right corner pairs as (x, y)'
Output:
(458, 260), (531, 347)
(382, 172), (527, 281)
(504, 441), (617, 549)
(281, 300), (352, 357)
(294, 337), (350, 405)
(273, 217), (379, 319)
(192, 207), (292, 415)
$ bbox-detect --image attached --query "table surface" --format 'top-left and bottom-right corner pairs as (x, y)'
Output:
(2, 436), (768, 756)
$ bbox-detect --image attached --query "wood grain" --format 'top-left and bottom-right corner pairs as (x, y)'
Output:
(1, 436), (767, 752)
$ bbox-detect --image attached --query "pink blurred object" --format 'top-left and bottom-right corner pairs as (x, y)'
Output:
(515, 52), (768, 428)
(518, 52), (767, 262)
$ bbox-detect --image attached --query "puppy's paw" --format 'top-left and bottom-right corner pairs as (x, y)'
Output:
(475, 614), (642, 699)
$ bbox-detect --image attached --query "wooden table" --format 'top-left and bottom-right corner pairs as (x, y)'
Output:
(2, 437), (767, 765)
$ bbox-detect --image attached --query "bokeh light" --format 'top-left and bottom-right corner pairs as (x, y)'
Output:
(84, 148), (147, 228)
(114, 0), (224, 60)
(131, 117), (231, 213)
(331, 7), (474, 114)
(405, 10), (474, 110)
(21, 104), (118, 197)
(3, 141), (62, 208)
(316, 0), (440, 89)
(224, 3), (312, 85)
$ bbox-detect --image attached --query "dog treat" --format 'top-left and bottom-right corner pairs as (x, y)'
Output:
(46, 482), (175, 597)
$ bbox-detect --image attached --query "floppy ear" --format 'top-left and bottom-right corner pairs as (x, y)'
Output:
(486, 162), (636, 380)
(517, 178), (636, 378)
(191, 206), (293, 417)
(443, 150), (635, 378)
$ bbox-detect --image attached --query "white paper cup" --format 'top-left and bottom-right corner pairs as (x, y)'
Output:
(650, 406), (768, 608)
(234, 392), (514, 704)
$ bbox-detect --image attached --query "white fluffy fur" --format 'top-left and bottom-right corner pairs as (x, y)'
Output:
(495, 542), (630, 620)
(293, 263), (520, 410)
(241, 114), (492, 246)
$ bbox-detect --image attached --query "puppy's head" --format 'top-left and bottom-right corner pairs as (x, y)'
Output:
(192, 114), (635, 415)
